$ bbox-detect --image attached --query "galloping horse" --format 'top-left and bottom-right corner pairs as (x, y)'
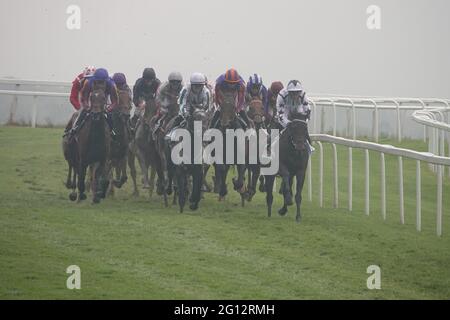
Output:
(264, 114), (310, 222)
(133, 97), (158, 196)
(106, 110), (130, 196)
(150, 95), (180, 206)
(245, 99), (266, 202)
(75, 82), (111, 203)
(213, 92), (247, 203)
(168, 109), (209, 212)
(63, 111), (79, 201)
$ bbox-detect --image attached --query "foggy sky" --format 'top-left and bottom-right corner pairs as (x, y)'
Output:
(0, 0), (449, 98)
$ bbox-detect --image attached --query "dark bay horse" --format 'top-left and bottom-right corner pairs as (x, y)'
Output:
(133, 98), (158, 196)
(213, 92), (247, 203)
(150, 97), (180, 206)
(264, 117), (310, 222)
(168, 109), (209, 212)
(75, 88), (111, 204)
(106, 110), (130, 196)
(245, 99), (266, 202)
(63, 111), (79, 201)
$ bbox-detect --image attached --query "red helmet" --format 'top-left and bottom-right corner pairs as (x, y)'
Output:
(270, 81), (284, 94)
(224, 68), (241, 83)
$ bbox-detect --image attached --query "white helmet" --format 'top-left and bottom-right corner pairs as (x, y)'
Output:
(168, 71), (183, 82)
(83, 66), (96, 77)
(190, 72), (206, 85)
(287, 80), (303, 92)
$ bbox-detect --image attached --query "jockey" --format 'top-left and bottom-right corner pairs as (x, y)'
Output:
(210, 68), (251, 129)
(112, 73), (132, 115)
(245, 73), (268, 110)
(69, 66), (96, 111)
(266, 81), (284, 122)
(153, 71), (184, 134)
(165, 72), (212, 139)
(276, 80), (313, 153)
(69, 68), (118, 138)
(132, 68), (161, 119)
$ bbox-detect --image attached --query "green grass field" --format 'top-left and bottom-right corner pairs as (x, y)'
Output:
(0, 126), (449, 299)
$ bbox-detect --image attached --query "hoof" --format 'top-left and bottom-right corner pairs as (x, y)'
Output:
(296, 214), (301, 223)
(218, 196), (225, 201)
(259, 184), (265, 193)
(132, 190), (139, 197)
(79, 193), (87, 201)
(142, 183), (150, 189)
(285, 194), (293, 206)
(278, 207), (288, 216)
(92, 197), (100, 204)
(189, 202), (198, 211)
(268, 210), (272, 218)
(167, 186), (172, 196)
(69, 192), (77, 201)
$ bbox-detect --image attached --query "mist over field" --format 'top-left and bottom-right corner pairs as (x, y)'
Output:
(0, 0), (449, 97)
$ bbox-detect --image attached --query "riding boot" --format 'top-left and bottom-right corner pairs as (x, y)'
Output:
(209, 110), (220, 129)
(68, 109), (88, 138)
(238, 110), (253, 130)
(105, 112), (117, 139)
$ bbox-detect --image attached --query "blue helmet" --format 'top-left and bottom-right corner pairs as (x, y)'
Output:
(93, 68), (109, 81)
(248, 73), (263, 87)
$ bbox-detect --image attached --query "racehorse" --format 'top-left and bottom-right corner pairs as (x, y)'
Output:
(75, 83), (111, 203)
(150, 95), (180, 207)
(167, 109), (209, 212)
(245, 99), (266, 202)
(264, 114), (310, 222)
(62, 111), (79, 201)
(213, 92), (247, 203)
(133, 97), (158, 197)
(106, 110), (130, 196)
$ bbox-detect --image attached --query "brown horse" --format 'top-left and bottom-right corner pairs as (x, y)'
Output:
(213, 92), (248, 203)
(133, 98), (158, 196)
(106, 110), (130, 196)
(75, 86), (111, 204)
(149, 98), (180, 207)
(264, 115), (310, 222)
(62, 111), (79, 201)
(245, 99), (266, 202)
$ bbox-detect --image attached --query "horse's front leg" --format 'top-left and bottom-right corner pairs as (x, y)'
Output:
(295, 166), (308, 223)
(189, 164), (203, 210)
(127, 148), (139, 197)
(278, 169), (291, 216)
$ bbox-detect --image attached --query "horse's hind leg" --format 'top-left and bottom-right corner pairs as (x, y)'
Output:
(149, 166), (156, 197)
(295, 170), (307, 223)
(259, 175), (265, 192)
(190, 165), (203, 211)
(128, 149), (139, 197)
(66, 165), (72, 189)
(77, 165), (87, 202)
(265, 175), (275, 217)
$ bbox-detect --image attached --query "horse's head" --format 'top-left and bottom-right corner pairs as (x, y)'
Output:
(188, 109), (209, 133)
(285, 117), (308, 152)
(219, 93), (237, 128)
(247, 99), (265, 128)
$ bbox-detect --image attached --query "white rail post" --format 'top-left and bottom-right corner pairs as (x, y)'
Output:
(380, 153), (386, 220)
(8, 84), (19, 124)
(416, 160), (421, 232)
(371, 100), (379, 143)
(332, 100), (337, 136)
(31, 95), (37, 128)
(351, 99), (356, 139)
(437, 165), (443, 236)
(308, 153), (312, 202)
(395, 100), (402, 142)
(398, 156), (405, 224)
(348, 147), (352, 211)
(332, 143), (338, 208)
(365, 149), (370, 215)
(318, 142), (324, 208)
(311, 100), (317, 134)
